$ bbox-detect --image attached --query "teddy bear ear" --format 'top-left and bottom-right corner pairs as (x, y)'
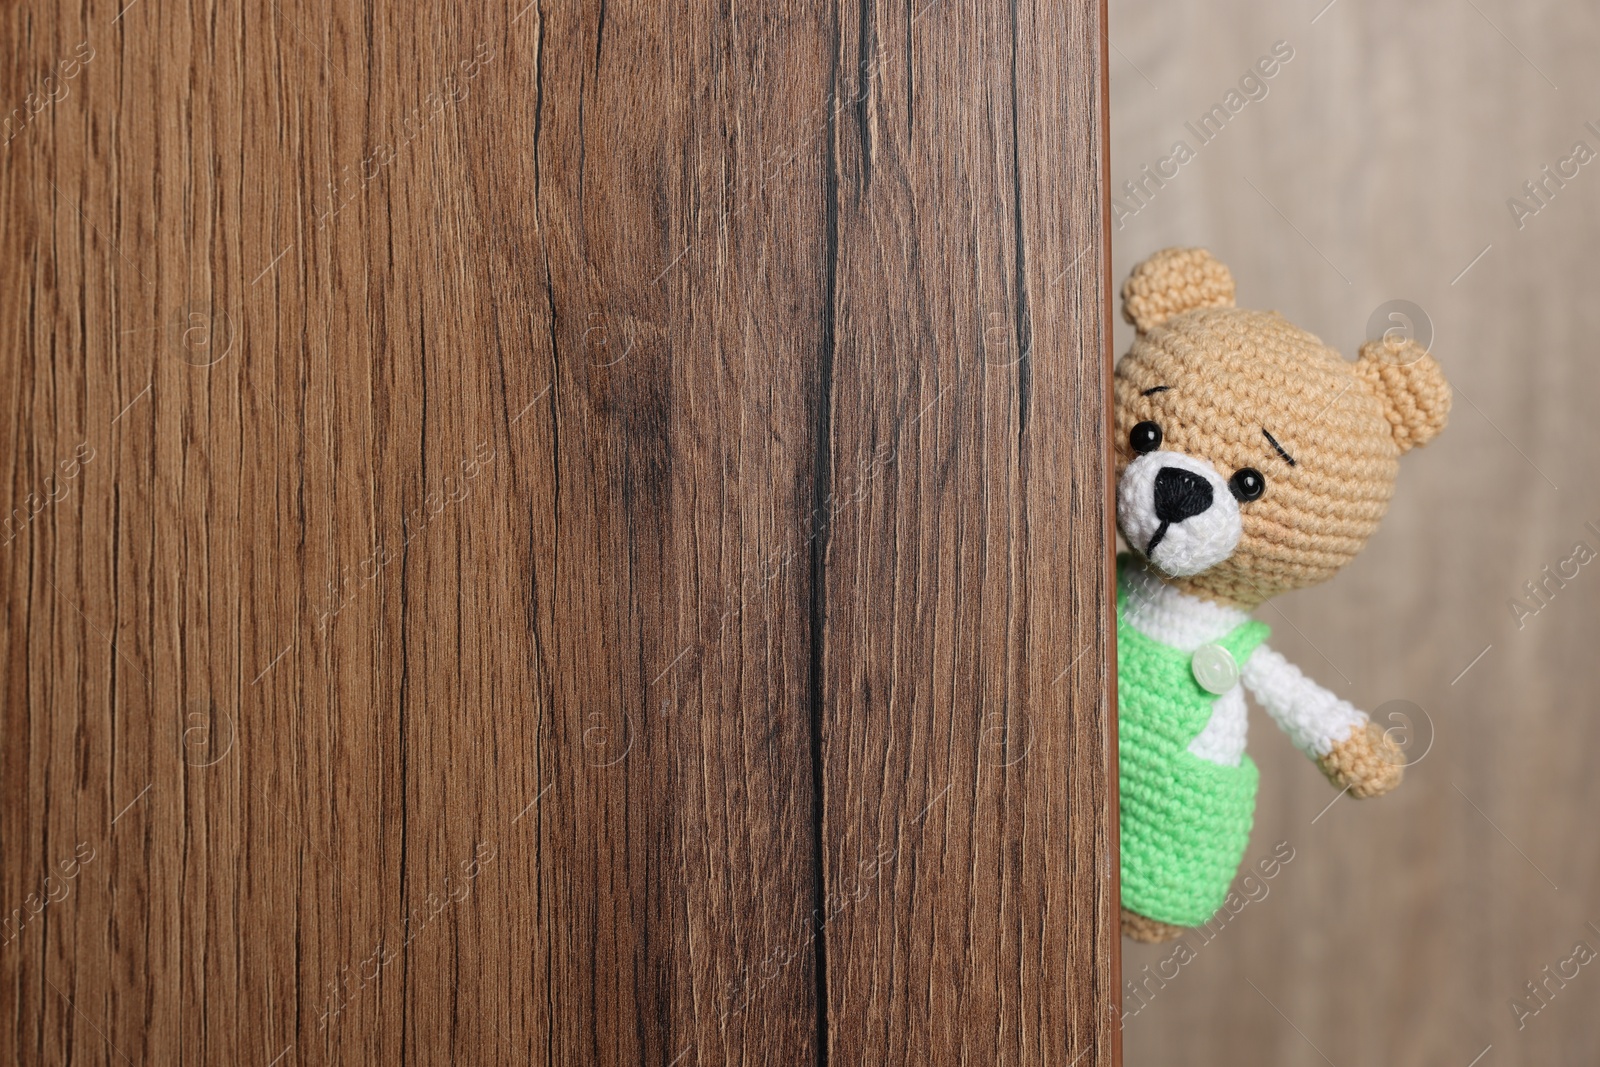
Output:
(1120, 247), (1236, 334)
(1355, 337), (1452, 453)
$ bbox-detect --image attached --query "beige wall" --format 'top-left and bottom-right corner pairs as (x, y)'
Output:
(1109, 2), (1600, 1064)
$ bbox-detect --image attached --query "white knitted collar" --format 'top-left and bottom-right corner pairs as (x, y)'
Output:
(1120, 558), (1251, 653)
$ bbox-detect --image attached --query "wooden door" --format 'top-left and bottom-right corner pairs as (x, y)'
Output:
(0, 1), (1117, 1063)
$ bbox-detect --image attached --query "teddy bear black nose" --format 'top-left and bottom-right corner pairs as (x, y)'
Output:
(1154, 466), (1213, 523)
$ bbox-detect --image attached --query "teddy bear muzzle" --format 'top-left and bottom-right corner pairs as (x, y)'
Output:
(1116, 450), (1242, 577)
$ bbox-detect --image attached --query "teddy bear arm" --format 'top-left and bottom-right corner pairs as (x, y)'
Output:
(1239, 645), (1403, 797)
(1315, 721), (1405, 798)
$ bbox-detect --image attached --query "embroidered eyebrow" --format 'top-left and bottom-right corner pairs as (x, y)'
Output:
(1141, 385), (1170, 397)
(1261, 428), (1296, 466)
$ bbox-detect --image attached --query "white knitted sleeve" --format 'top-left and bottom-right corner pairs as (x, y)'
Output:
(1240, 645), (1367, 759)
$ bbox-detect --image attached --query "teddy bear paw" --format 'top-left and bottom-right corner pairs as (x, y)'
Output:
(1316, 720), (1405, 798)
(1122, 907), (1188, 943)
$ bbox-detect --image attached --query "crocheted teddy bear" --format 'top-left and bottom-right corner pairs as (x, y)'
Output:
(1113, 247), (1451, 943)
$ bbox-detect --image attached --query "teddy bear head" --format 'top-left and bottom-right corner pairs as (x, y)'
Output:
(1113, 247), (1452, 608)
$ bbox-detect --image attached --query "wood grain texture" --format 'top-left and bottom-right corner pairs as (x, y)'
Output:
(1107, 2), (1600, 1065)
(814, 1), (1118, 1064)
(0, 0), (1116, 1063)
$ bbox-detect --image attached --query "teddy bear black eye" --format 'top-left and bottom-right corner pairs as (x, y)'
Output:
(1129, 421), (1163, 454)
(1230, 468), (1266, 502)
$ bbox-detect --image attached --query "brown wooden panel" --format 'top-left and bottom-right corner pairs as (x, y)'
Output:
(1, 0), (1114, 1063)
(816, 0), (1118, 1063)
(531, 2), (835, 1063)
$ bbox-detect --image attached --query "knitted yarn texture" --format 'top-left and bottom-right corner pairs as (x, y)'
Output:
(1117, 561), (1271, 927)
(1111, 247), (1449, 939)
(1113, 247), (1452, 608)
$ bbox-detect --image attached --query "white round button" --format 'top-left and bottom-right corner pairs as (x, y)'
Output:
(1191, 643), (1240, 695)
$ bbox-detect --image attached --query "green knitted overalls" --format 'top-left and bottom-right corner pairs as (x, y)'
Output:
(1117, 563), (1272, 927)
